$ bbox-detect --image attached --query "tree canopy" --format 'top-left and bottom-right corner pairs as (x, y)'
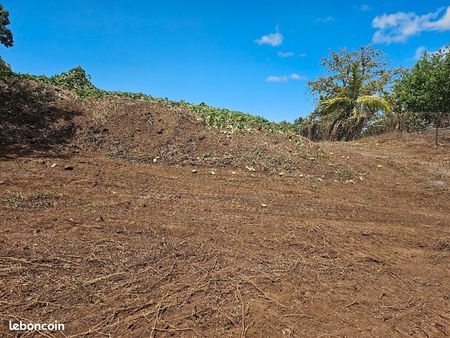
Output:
(306, 46), (393, 141)
(0, 4), (13, 48)
(308, 45), (393, 101)
(394, 45), (450, 145)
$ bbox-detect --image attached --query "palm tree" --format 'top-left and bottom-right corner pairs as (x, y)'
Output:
(317, 65), (391, 141)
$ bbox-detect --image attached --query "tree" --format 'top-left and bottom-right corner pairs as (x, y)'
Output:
(0, 4), (13, 47)
(394, 45), (450, 146)
(0, 4), (13, 76)
(308, 46), (393, 140)
(294, 116), (326, 141)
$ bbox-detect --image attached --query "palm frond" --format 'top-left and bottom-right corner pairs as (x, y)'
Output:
(317, 97), (352, 118)
(357, 95), (391, 113)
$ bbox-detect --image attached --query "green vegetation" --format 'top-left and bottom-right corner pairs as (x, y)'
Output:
(185, 102), (294, 134)
(4, 192), (21, 207)
(3, 191), (60, 208)
(303, 46), (394, 141)
(0, 4), (13, 76)
(19, 66), (300, 136)
(299, 45), (449, 145)
(0, 4), (13, 48)
(393, 46), (450, 145)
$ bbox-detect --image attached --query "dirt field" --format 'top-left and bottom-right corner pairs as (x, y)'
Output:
(1, 128), (449, 337)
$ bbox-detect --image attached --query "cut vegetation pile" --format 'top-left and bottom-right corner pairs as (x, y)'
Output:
(1, 68), (340, 177)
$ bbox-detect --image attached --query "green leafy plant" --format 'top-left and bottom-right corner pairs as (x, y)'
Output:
(0, 4), (13, 48)
(18, 66), (302, 136)
(306, 46), (394, 141)
(393, 45), (450, 145)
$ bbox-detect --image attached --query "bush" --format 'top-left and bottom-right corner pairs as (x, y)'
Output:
(0, 56), (12, 77)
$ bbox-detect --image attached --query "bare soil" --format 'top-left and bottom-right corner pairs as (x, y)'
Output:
(0, 84), (449, 337)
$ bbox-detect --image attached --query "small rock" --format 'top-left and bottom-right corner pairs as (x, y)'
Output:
(282, 328), (292, 335)
(231, 171), (237, 175)
(377, 164), (383, 168)
(153, 156), (160, 163)
(245, 166), (256, 172)
(209, 170), (216, 175)
(261, 203), (267, 208)
(359, 176), (364, 181)
(278, 172), (284, 176)
(299, 174), (304, 178)
(191, 169), (198, 173)
(51, 163), (57, 168)
(64, 165), (74, 171)
(317, 177), (323, 182)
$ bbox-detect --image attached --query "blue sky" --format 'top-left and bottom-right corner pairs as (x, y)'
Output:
(1, 1), (449, 121)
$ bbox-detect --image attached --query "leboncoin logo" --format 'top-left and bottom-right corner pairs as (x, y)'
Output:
(9, 320), (65, 331)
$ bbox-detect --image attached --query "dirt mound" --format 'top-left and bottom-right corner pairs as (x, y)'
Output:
(76, 96), (327, 173)
(1, 76), (334, 177)
(0, 77), (82, 157)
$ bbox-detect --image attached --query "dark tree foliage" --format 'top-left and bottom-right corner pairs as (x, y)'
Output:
(0, 4), (13, 48)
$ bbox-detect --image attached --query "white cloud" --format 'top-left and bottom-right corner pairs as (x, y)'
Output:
(277, 51), (307, 58)
(266, 73), (306, 83)
(353, 4), (371, 11)
(255, 32), (283, 47)
(372, 6), (450, 44)
(414, 44), (450, 60)
(316, 16), (335, 23)
(278, 51), (295, 57)
(289, 73), (306, 80)
(266, 75), (288, 82)
(414, 46), (426, 60)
